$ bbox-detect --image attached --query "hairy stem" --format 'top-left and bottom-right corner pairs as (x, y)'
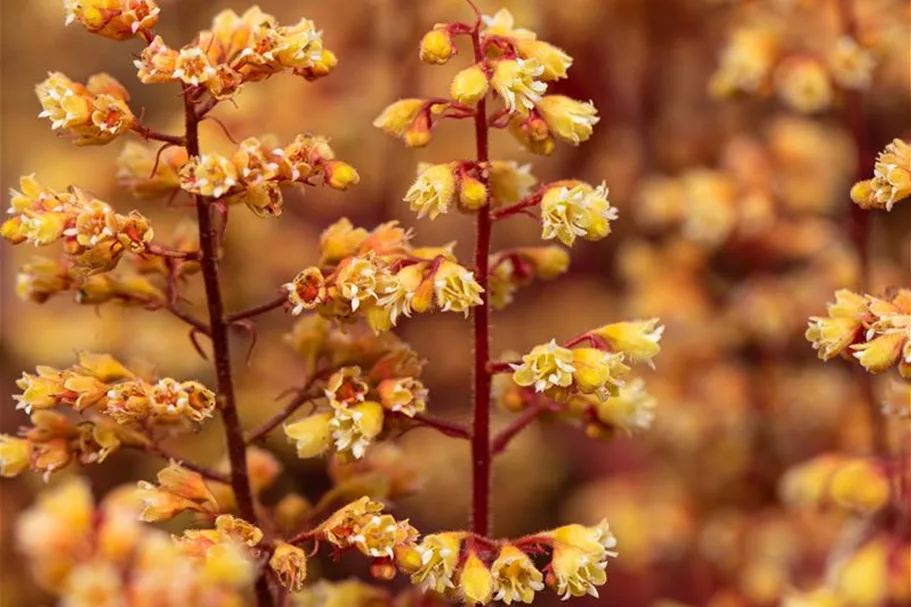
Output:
(470, 22), (493, 538)
(183, 92), (274, 607)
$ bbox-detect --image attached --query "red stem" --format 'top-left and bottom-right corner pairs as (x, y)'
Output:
(244, 390), (319, 444)
(226, 294), (287, 324)
(492, 402), (553, 455)
(409, 413), (472, 439)
(470, 19), (493, 538)
(142, 443), (230, 484)
(184, 92), (274, 607)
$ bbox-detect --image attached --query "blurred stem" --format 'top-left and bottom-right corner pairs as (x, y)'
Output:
(835, 0), (887, 458)
(184, 91), (274, 607)
(470, 18), (493, 538)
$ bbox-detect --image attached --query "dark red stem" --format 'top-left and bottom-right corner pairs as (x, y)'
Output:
(184, 92), (274, 607)
(470, 19), (493, 538)
(226, 294), (287, 324)
(492, 400), (560, 455)
(409, 413), (472, 439)
(244, 389), (319, 444)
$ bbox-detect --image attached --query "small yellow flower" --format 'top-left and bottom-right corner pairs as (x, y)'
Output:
(451, 65), (490, 106)
(536, 96), (599, 145)
(709, 26), (778, 97)
(420, 27), (455, 65)
(540, 182), (617, 247)
(269, 541), (307, 592)
(828, 36), (876, 90)
(511, 340), (575, 393)
(516, 39), (572, 81)
(411, 532), (463, 593)
(592, 377), (656, 436)
(491, 545), (544, 604)
(491, 59), (547, 114)
(806, 316), (864, 360)
(490, 161), (537, 205)
(775, 57), (833, 114)
(833, 539), (887, 607)
(377, 377), (428, 417)
(173, 46), (217, 86)
(201, 541), (256, 588)
(350, 513), (418, 558)
(285, 412), (333, 458)
(376, 263), (425, 327)
(180, 154), (239, 199)
(330, 400), (385, 460)
(285, 267), (326, 315)
(63, 0), (160, 41)
(324, 160), (360, 191)
(404, 163), (456, 220)
(571, 348), (629, 399)
(374, 98), (428, 140)
(325, 366), (369, 404)
(460, 551), (494, 605)
(593, 318), (664, 365)
(481, 9), (536, 40)
(851, 331), (905, 374)
(319, 218), (369, 265)
(433, 260), (484, 315)
(853, 139), (911, 211)
(548, 520), (618, 600)
(335, 254), (385, 312)
(63, 559), (124, 607)
(14, 367), (65, 413)
(0, 435), (31, 477)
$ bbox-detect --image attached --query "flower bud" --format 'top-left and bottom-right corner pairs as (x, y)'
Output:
(451, 65), (489, 105)
(459, 175), (488, 210)
(0, 435), (31, 477)
(374, 99), (427, 140)
(536, 96), (599, 145)
(516, 39), (573, 81)
(459, 552), (494, 605)
(420, 27), (456, 64)
(324, 160), (361, 191)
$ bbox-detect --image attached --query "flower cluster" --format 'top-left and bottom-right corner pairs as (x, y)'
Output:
(285, 364), (429, 462)
(510, 320), (664, 402)
(35, 72), (135, 145)
(806, 288), (910, 378)
(2, 175), (153, 273)
(178, 134), (358, 211)
(709, 20), (877, 113)
(850, 138), (911, 211)
(400, 520), (617, 604)
(15, 478), (255, 605)
(17, 255), (168, 306)
(12, 352), (215, 428)
(135, 7), (335, 99)
(284, 220), (483, 332)
(64, 0), (159, 41)
(779, 454), (892, 514)
(375, 8), (598, 154)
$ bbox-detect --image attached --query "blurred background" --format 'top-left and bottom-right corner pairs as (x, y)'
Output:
(1, 0), (909, 605)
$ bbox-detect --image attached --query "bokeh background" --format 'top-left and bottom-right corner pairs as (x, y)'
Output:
(1, 0), (909, 605)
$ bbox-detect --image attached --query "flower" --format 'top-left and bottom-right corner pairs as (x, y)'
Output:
(775, 57), (833, 114)
(179, 154), (239, 199)
(481, 9), (536, 40)
(374, 98), (430, 145)
(511, 340), (575, 393)
(571, 349), (629, 400)
(540, 182), (617, 247)
(547, 520), (618, 600)
(491, 59), (547, 114)
(491, 545), (544, 604)
(63, 0), (160, 41)
(285, 267), (326, 315)
(490, 161), (537, 204)
(852, 139), (911, 211)
(433, 261), (484, 315)
(377, 377), (428, 417)
(325, 366), (369, 404)
(411, 533), (463, 593)
(0, 435), (31, 477)
(269, 541), (307, 592)
(709, 26), (778, 96)
(335, 255), (383, 312)
(593, 318), (664, 365)
(285, 412), (333, 458)
(329, 400), (385, 460)
(806, 290), (867, 360)
(451, 65), (490, 105)
(460, 551), (494, 605)
(404, 163), (456, 220)
(828, 36), (876, 90)
(516, 39), (572, 81)
(536, 96), (599, 145)
(591, 377), (656, 436)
